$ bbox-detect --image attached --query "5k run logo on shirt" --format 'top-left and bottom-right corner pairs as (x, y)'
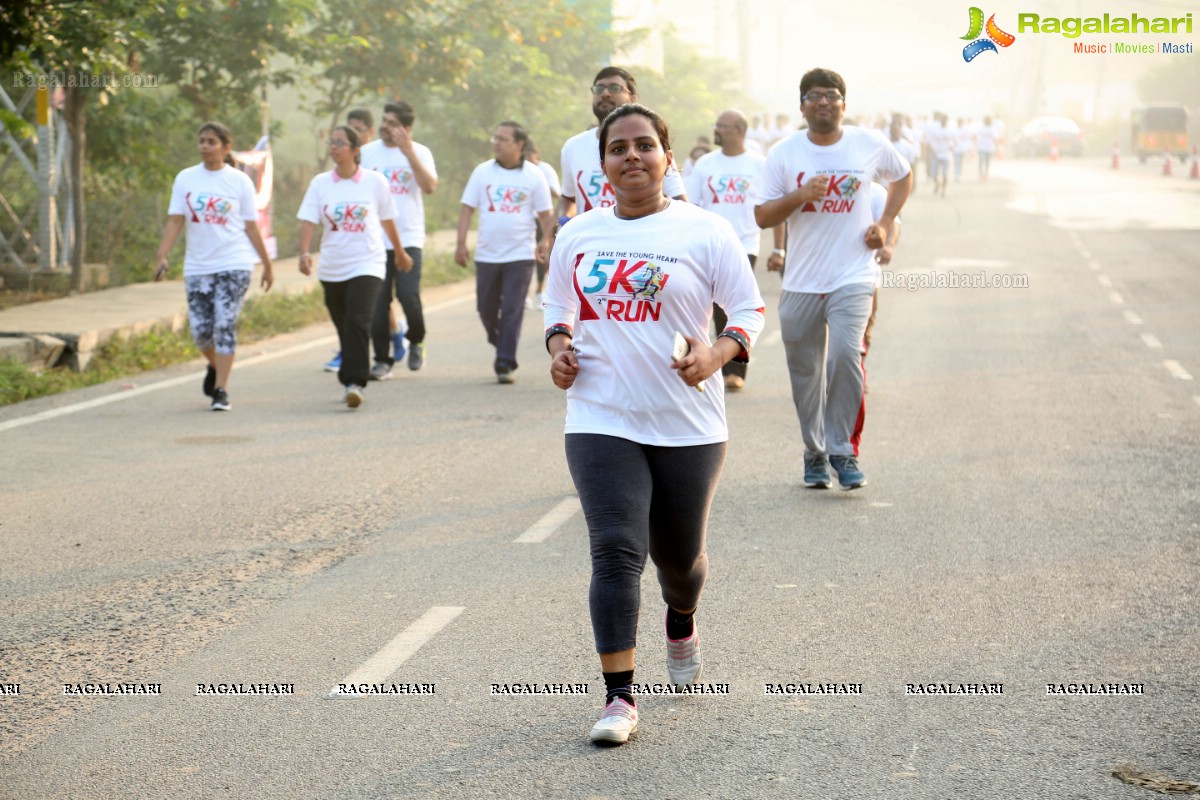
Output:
(575, 253), (671, 323)
(186, 192), (234, 225)
(704, 175), (752, 204)
(382, 168), (413, 195)
(794, 172), (862, 213)
(322, 202), (370, 232)
(485, 184), (529, 213)
(575, 171), (616, 210)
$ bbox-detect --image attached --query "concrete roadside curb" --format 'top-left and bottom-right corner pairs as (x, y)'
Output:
(0, 249), (475, 371)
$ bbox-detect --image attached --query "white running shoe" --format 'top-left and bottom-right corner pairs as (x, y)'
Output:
(589, 698), (638, 745)
(345, 385), (364, 409)
(666, 617), (703, 687)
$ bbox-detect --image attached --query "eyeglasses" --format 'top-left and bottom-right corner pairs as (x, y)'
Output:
(591, 82), (628, 95)
(327, 139), (351, 148)
(802, 91), (844, 104)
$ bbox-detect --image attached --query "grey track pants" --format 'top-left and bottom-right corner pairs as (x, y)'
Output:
(778, 283), (874, 458)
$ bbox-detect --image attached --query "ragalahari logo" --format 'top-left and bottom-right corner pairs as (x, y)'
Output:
(961, 7), (1016, 61)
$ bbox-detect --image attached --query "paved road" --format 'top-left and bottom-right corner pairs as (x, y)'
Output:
(2, 157), (1198, 799)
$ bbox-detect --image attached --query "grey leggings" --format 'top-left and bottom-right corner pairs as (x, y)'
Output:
(565, 433), (727, 654)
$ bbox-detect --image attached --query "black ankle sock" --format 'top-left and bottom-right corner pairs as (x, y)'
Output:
(666, 608), (695, 640)
(603, 669), (634, 706)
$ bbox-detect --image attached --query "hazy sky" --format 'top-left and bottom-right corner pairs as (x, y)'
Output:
(616, 0), (1196, 124)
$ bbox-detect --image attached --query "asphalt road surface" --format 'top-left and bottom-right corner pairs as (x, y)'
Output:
(2, 156), (1198, 799)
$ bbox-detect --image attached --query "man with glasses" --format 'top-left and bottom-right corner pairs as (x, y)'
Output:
(456, 122), (555, 383)
(360, 101), (437, 378)
(686, 109), (774, 392)
(556, 67), (686, 222)
(755, 67), (911, 491)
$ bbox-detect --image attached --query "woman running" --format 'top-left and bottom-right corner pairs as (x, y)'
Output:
(544, 103), (765, 746)
(154, 122), (274, 411)
(297, 125), (410, 408)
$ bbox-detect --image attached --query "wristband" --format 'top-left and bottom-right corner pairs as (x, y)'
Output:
(545, 324), (574, 353)
(718, 329), (751, 364)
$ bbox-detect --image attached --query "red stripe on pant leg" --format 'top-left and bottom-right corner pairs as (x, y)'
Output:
(850, 351), (866, 457)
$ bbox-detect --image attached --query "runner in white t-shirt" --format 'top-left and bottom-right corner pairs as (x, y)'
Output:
(755, 68), (911, 491)
(686, 108), (772, 392)
(525, 138), (562, 309)
(360, 101), (438, 378)
(297, 125), (410, 408)
(557, 67), (686, 223)
(455, 121), (554, 383)
(545, 103), (764, 748)
(976, 115), (997, 180)
(153, 122), (274, 412)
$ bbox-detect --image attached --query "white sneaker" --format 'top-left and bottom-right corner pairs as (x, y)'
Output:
(589, 698), (638, 745)
(666, 616), (703, 687)
(345, 385), (364, 408)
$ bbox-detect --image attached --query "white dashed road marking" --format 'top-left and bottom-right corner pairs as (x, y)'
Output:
(513, 496), (580, 543)
(1139, 334), (1163, 350)
(328, 606), (465, 697)
(1164, 361), (1194, 381)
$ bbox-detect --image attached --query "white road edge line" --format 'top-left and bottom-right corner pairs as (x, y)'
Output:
(1164, 360), (1193, 381)
(1122, 310), (1143, 326)
(328, 606), (465, 698)
(1097, 275), (1112, 288)
(1108, 291), (1125, 306)
(514, 496), (581, 544)
(0, 293), (473, 434)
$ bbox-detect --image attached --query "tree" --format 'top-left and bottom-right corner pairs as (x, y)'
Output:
(0, 0), (155, 289)
(139, 0), (315, 123)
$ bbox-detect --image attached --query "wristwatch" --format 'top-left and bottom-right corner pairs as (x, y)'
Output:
(771, 248), (786, 257)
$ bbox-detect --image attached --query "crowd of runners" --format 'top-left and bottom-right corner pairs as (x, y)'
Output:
(153, 62), (970, 747)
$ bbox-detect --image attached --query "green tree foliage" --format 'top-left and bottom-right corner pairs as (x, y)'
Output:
(139, 0), (316, 122)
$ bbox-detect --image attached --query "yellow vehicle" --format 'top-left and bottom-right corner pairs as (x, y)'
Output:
(1131, 103), (1190, 163)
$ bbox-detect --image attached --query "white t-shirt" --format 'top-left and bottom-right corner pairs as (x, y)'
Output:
(359, 139), (437, 249)
(954, 125), (975, 155)
(460, 159), (552, 263)
(559, 128), (687, 212)
(889, 136), (918, 166)
(536, 160), (561, 196)
(167, 164), (258, 276)
(543, 202), (765, 446)
(926, 124), (953, 159)
(976, 124), (997, 154)
(685, 149), (767, 256)
(296, 168), (395, 281)
(757, 127), (910, 294)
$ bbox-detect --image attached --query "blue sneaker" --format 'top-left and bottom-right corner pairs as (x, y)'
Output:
(803, 453), (832, 489)
(390, 331), (406, 362)
(828, 455), (867, 491)
(323, 352), (341, 372)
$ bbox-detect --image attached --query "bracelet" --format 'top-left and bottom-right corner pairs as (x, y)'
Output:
(771, 248), (786, 257)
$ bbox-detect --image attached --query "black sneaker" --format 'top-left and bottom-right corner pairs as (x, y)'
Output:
(203, 365), (216, 397)
(496, 365), (515, 384)
(210, 388), (231, 411)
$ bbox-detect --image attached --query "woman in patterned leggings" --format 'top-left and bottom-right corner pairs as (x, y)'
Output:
(154, 122), (274, 411)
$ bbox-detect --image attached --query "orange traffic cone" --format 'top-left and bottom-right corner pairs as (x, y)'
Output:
(1190, 147), (1199, 180)
(1111, 141), (1120, 169)
(1049, 138), (1059, 161)
(1163, 151), (1172, 176)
